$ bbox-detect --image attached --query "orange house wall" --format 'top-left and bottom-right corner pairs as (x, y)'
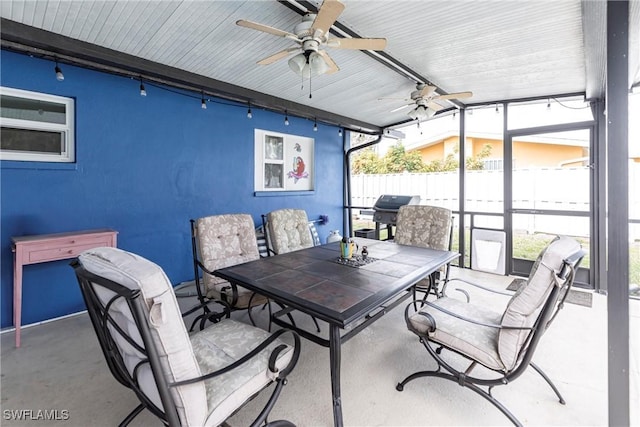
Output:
(414, 136), (585, 168)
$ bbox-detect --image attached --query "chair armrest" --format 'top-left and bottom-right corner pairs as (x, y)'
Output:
(169, 329), (301, 387)
(445, 278), (514, 296)
(415, 300), (534, 331)
(195, 260), (241, 307)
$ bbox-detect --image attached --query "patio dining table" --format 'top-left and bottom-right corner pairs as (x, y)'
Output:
(214, 237), (459, 427)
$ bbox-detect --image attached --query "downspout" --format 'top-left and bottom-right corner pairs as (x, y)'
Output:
(344, 133), (384, 237)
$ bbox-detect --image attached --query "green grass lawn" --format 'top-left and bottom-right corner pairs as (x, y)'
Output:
(351, 217), (640, 287)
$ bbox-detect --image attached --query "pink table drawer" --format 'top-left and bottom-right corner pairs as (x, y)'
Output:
(27, 240), (113, 263)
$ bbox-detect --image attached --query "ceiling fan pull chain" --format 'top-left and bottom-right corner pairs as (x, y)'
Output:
(309, 73), (313, 99)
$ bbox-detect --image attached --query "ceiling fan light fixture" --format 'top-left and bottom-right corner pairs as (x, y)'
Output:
(408, 105), (436, 121)
(288, 52), (328, 79)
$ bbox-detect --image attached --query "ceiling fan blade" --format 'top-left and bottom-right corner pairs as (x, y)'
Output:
(257, 47), (301, 65)
(436, 91), (473, 100)
(419, 85), (437, 97)
(236, 19), (297, 39)
(311, 0), (345, 35)
(318, 50), (340, 74)
(427, 101), (445, 112)
(390, 103), (413, 113)
(327, 37), (387, 51)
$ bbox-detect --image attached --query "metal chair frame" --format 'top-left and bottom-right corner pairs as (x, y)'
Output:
(189, 219), (265, 331)
(411, 214), (456, 306)
(397, 247), (585, 427)
(260, 212), (322, 333)
(71, 259), (301, 427)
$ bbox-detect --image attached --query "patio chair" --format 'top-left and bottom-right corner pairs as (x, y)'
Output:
(396, 235), (585, 426)
(393, 204), (454, 304)
(264, 209), (315, 255)
(189, 214), (269, 331)
(262, 208), (321, 332)
(71, 247), (300, 427)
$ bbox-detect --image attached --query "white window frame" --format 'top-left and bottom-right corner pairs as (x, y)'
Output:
(1, 87), (75, 163)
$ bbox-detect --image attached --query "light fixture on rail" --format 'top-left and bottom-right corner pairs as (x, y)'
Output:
(54, 60), (64, 81)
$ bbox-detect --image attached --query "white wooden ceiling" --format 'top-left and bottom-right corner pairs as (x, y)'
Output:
(1, 0), (638, 130)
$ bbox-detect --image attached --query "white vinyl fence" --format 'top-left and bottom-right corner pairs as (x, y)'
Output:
(350, 163), (640, 239)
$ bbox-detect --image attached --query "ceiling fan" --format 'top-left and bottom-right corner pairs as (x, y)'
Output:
(383, 83), (473, 120)
(236, 0), (387, 79)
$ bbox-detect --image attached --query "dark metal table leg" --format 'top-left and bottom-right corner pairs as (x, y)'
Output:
(329, 325), (343, 427)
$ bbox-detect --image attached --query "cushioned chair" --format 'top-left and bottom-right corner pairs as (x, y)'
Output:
(394, 205), (454, 303)
(265, 209), (315, 255)
(71, 247), (300, 427)
(262, 209), (321, 332)
(396, 235), (585, 426)
(189, 214), (269, 331)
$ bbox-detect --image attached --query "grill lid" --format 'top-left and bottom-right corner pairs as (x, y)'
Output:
(373, 194), (420, 212)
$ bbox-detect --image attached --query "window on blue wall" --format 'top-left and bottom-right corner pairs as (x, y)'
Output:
(0, 87), (75, 162)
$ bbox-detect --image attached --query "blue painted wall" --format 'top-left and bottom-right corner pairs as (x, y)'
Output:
(0, 50), (345, 328)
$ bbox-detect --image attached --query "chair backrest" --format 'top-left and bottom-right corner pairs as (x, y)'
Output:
(308, 221), (321, 246)
(266, 208), (314, 254)
(498, 235), (584, 370)
(73, 247), (207, 426)
(394, 205), (453, 250)
(193, 214), (260, 291)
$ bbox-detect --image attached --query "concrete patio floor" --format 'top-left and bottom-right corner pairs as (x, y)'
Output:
(1, 267), (638, 426)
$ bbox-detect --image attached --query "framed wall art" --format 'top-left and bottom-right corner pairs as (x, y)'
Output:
(254, 129), (314, 194)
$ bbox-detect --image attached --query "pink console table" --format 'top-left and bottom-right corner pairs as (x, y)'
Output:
(12, 229), (118, 347)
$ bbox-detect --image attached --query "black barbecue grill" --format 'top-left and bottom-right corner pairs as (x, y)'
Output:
(373, 194), (420, 240)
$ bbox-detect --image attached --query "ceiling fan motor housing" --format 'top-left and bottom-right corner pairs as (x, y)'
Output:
(295, 14), (315, 37)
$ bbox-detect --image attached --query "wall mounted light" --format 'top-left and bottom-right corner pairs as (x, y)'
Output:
(54, 60), (64, 81)
(139, 78), (147, 97)
(201, 92), (207, 110)
(313, 118), (318, 132)
(247, 102), (252, 119)
(284, 110), (289, 126)
(338, 128), (343, 136)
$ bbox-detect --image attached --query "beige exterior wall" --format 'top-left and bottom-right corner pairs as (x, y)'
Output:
(412, 136), (587, 168)
(512, 141), (585, 168)
(416, 140), (444, 163)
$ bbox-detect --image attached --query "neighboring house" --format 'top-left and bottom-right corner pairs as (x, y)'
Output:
(406, 130), (590, 169)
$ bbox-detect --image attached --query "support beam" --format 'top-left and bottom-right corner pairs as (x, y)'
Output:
(606, 2), (630, 426)
(0, 18), (381, 134)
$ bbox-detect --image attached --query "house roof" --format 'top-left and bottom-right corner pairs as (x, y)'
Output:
(1, 0), (639, 133)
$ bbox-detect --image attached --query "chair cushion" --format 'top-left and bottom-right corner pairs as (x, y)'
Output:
(195, 214), (263, 308)
(498, 236), (581, 370)
(394, 205), (452, 250)
(409, 297), (505, 371)
(191, 319), (294, 426)
(78, 247), (207, 426)
(267, 209), (314, 254)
